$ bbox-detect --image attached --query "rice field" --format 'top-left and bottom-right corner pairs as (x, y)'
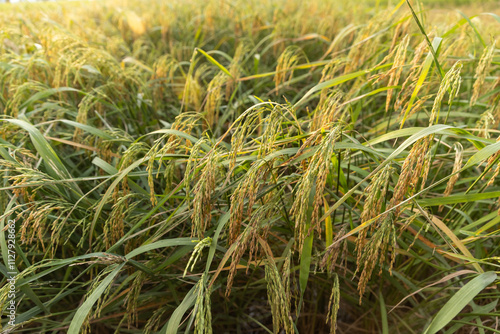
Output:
(0, 0), (499, 333)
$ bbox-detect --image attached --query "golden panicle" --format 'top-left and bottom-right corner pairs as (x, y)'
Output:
(274, 46), (301, 95)
(320, 60), (342, 83)
(8, 81), (46, 118)
(385, 35), (410, 111)
(194, 273), (213, 334)
(291, 127), (341, 251)
(258, 106), (284, 158)
(321, 225), (348, 274)
(487, 162), (500, 189)
(124, 272), (146, 329)
(154, 54), (178, 79)
(265, 258), (294, 334)
(118, 141), (148, 200)
(391, 136), (433, 211)
(419, 150), (433, 192)
(483, 136), (500, 188)
(227, 191), (279, 295)
(20, 203), (51, 252)
(104, 193), (139, 249)
(356, 164), (392, 257)
(152, 54), (179, 103)
(343, 12), (386, 73)
(191, 148), (220, 238)
(387, 35), (410, 112)
(205, 72), (227, 127)
(429, 61), (462, 125)
(311, 91), (343, 132)
(395, 40), (428, 111)
(74, 93), (95, 141)
(184, 138), (208, 202)
(389, 20), (410, 53)
(370, 35), (410, 112)
(471, 41), (496, 107)
(229, 162), (267, 244)
(182, 64), (208, 112)
(225, 232), (247, 295)
(476, 109), (496, 139)
(440, 26), (470, 67)
(326, 274), (340, 334)
(227, 108), (262, 173)
(439, 143), (463, 212)
(355, 213), (396, 303)
(147, 113), (202, 204)
(226, 43), (249, 97)
(359, 164), (392, 224)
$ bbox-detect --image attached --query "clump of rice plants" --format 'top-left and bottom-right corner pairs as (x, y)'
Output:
(0, 0), (499, 333)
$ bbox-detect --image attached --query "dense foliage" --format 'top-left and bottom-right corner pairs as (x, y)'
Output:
(0, 0), (499, 333)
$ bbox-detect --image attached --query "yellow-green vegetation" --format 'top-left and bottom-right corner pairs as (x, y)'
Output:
(0, 0), (499, 333)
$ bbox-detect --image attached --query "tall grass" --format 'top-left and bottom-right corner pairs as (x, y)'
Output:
(0, 0), (499, 333)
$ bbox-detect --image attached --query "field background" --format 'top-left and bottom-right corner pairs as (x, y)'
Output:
(0, 0), (499, 333)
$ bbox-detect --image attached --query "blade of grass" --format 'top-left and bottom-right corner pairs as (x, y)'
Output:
(68, 263), (125, 334)
(422, 272), (497, 334)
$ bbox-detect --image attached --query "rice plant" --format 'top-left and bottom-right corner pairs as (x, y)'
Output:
(0, 0), (499, 333)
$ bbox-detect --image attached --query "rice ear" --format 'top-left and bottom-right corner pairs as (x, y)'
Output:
(291, 127), (341, 251)
(439, 142), (463, 212)
(429, 61), (462, 125)
(471, 41), (496, 107)
(194, 273), (213, 334)
(265, 257), (294, 334)
(274, 46), (301, 95)
(326, 274), (340, 334)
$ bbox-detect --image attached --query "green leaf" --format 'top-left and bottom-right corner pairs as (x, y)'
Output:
(400, 37), (442, 127)
(457, 11), (486, 47)
(299, 182), (315, 300)
(125, 238), (195, 260)
(293, 63), (392, 108)
(205, 211), (230, 274)
(1, 119), (74, 182)
(444, 299), (498, 334)
(423, 272), (497, 334)
(405, 0), (444, 77)
(89, 157), (147, 248)
(59, 120), (113, 140)
(164, 285), (197, 334)
(379, 291), (389, 334)
(299, 233), (313, 296)
(465, 141), (500, 168)
(16, 286), (80, 324)
(418, 191), (500, 206)
(142, 129), (211, 151)
(195, 48), (233, 78)
(19, 87), (82, 110)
